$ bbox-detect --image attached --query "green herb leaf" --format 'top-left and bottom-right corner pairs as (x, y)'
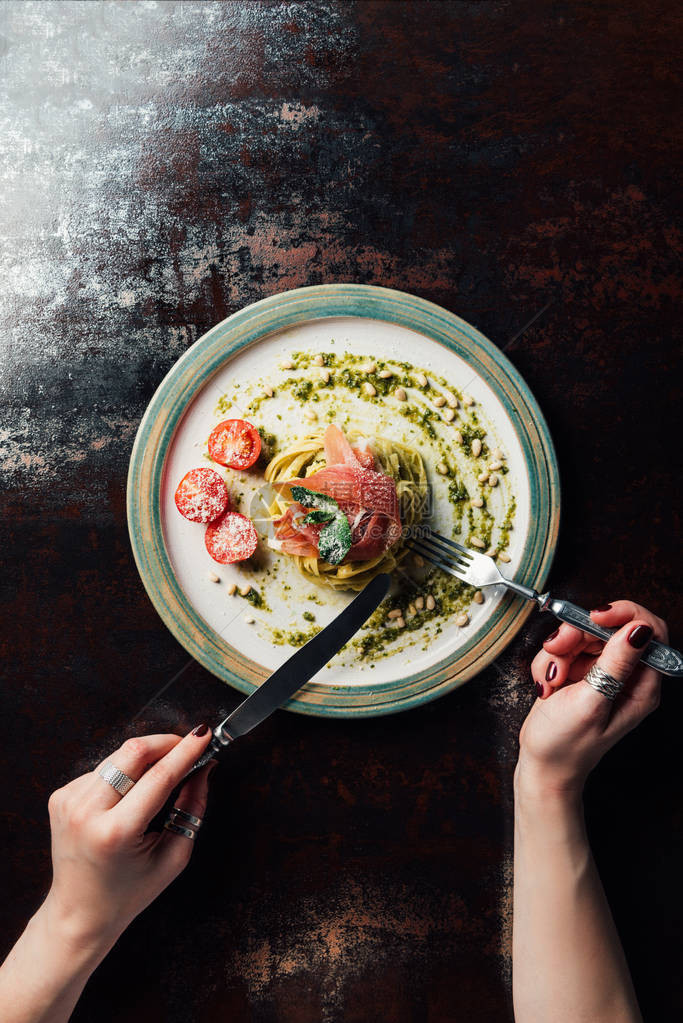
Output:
(290, 485), (339, 518)
(318, 512), (352, 565)
(302, 509), (336, 525)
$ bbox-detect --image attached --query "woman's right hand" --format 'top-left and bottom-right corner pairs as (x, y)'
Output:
(516, 600), (668, 797)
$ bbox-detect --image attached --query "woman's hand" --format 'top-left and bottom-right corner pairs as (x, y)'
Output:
(516, 600), (668, 797)
(43, 725), (215, 956)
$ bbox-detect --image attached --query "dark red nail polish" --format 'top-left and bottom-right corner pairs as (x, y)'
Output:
(545, 628), (559, 643)
(592, 603), (613, 612)
(534, 681), (543, 697)
(628, 625), (653, 649)
(546, 661), (558, 682)
(192, 723), (209, 737)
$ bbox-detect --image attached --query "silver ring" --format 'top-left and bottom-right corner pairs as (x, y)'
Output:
(164, 819), (196, 841)
(585, 664), (624, 701)
(98, 763), (135, 796)
(171, 806), (203, 828)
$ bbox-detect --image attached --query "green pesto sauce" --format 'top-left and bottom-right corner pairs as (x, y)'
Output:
(213, 345), (518, 663)
(245, 588), (270, 611)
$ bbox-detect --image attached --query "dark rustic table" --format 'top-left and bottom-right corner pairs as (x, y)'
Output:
(1, 2), (681, 1020)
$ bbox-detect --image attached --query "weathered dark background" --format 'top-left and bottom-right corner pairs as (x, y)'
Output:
(1, 1), (681, 1020)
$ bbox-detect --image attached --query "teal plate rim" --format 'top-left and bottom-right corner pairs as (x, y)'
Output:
(126, 284), (561, 718)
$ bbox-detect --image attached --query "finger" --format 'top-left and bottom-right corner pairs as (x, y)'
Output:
(575, 619), (655, 725)
(590, 600), (669, 640)
(112, 725), (213, 833)
(603, 614), (668, 742)
(92, 734), (183, 810)
(531, 647), (575, 698)
(155, 764), (215, 873)
(542, 622), (587, 655)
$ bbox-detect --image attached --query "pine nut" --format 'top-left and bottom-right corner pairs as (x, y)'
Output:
(244, 615), (255, 624)
(488, 473), (499, 487)
(463, 394), (474, 407)
(485, 546), (497, 558)
(364, 361), (377, 373)
(433, 395), (446, 407)
(454, 430), (464, 444)
(498, 551), (511, 563)
(395, 386), (407, 401)
(426, 594), (436, 610)
(264, 385), (274, 397)
(470, 498), (484, 508)
(363, 382), (377, 397)
(473, 591), (484, 604)
(437, 462), (449, 475)
(415, 596), (424, 610)
(388, 608), (403, 619)
(471, 438), (482, 458)
(395, 617), (405, 628)
(320, 368), (331, 383)
(488, 461), (503, 471)
(407, 603), (416, 616)
(492, 447), (505, 460)
(305, 409), (318, 421)
(239, 584), (252, 597)
(378, 369), (393, 379)
(478, 471), (489, 483)
(227, 583), (237, 596)
(415, 372), (428, 387)
(208, 572), (220, 582)
(442, 408), (456, 422)
(313, 353), (325, 366)
(456, 613), (469, 628)
(470, 537), (485, 549)
(281, 359), (294, 370)
(445, 392), (458, 408)
(413, 554), (424, 568)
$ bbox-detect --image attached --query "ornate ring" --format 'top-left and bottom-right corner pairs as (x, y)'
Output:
(164, 819), (197, 841)
(98, 763), (135, 796)
(585, 664), (624, 701)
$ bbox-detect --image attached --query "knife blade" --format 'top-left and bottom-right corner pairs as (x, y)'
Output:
(189, 572), (390, 773)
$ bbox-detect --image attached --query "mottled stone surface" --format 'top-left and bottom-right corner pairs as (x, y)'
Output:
(0, 2), (681, 1020)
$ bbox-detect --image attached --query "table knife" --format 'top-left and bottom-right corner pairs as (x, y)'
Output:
(188, 572), (391, 774)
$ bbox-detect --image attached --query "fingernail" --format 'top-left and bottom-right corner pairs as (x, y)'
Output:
(191, 723), (209, 737)
(592, 603), (613, 612)
(534, 681), (543, 697)
(628, 625), (653, 649)
(545, 628), (559, 643)
(545, 661), (558, 682)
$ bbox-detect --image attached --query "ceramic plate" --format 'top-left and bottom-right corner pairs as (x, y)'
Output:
(127, 285), (560, 717)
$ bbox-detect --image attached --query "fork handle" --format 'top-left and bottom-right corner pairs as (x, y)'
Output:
(540, 596), (683, 677)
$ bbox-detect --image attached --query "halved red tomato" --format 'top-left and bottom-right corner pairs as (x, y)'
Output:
(205, 511), (258, 564)
(174, 468), (229, 523)
(208, 419), (261, 470)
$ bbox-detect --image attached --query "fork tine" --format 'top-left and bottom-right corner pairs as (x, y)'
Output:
(411, 536), (470, 571)
(418, 531), (474, 564)
(410, 543), (469, 583)
(422, 529), (473, 559)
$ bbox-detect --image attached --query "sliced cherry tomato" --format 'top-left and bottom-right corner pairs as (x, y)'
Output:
(174, 468), (229, 523)
(208, 419), (261, 470)
(205, 511), (258, 564)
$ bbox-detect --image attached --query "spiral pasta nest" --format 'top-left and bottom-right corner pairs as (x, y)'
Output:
(265, 430), (427, 590)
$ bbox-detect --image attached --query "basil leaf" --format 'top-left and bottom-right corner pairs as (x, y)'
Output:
(302, 509), (336, 525)
(318, 512), (352, 565)
(290, 485), (339, 518)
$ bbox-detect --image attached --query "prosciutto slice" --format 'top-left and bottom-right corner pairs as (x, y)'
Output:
(274, 426), (401, 562)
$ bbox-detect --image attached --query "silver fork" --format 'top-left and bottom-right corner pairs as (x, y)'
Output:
(411, 529), (683, 677)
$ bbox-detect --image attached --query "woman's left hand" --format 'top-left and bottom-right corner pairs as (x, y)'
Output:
(43, 725), (215, 956)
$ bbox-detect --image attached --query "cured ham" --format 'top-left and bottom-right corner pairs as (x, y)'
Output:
(273, 426), (401, 562)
